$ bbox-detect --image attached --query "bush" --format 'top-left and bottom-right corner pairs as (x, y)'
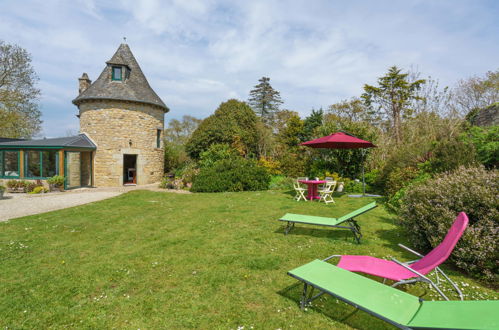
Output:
(198, 144), (239, 168)
(269, 176), (295, 190)
(461, 125), (499, 168)
(191, 158), (270, 192)
(0, 184), (5, 192)
(47, 175), (65, 187)
(423, 138), (477, 174)
(399, 166), (498, 281)
(29, 186), (47, 194)
(24, 182), (38, 193)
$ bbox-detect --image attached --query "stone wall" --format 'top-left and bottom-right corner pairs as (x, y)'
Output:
(79, 100), (164, 187)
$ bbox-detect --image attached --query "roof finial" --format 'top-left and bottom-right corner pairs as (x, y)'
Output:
(123, 36), (127, 43)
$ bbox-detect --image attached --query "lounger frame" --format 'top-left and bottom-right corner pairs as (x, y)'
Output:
(279, 202), (377, 244)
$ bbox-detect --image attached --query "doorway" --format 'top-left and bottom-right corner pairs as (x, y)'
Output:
(123, 154), (137, 185)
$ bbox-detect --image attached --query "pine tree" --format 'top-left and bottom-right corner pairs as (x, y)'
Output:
(248, 77), (283, 124)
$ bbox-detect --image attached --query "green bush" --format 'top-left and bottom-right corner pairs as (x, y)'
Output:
(47, 175), (65, 187)
(423, 137), (477, 174)
(198, 144), (239, 168)
(343, 180), (369, 193)
(385, 166), (420, 197)
(268, 176), (295, 190)
(29, 186), (47, 194)
(399, 166), (498, 281)
(461, 125), (499, 168)
(0, 184), (5, 192)
(191, 158), (270, 192)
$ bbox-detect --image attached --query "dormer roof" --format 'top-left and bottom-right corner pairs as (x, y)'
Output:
(72, 43), (169, 112)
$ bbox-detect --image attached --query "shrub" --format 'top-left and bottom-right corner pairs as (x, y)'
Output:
(269, 176), (295, 190)
(47, 175), (65, 187)
(198, 144), (239, 168)
(6, 180), (22, 189)
(385, 166), (420, 197)
(29, 186), (47, 194)
(399, 166), (498, 281)
(343, 180), (370, 193)
(0, 184), (5, 192)
(423, 137), (477, 174)
(258, 156), (281, 175)
(191, 158), (270, 192)
(461, 125), (499, 168)
(24, 182), (38, 193)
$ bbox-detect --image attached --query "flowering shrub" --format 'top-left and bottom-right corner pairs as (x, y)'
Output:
(399, 166), (498, 281)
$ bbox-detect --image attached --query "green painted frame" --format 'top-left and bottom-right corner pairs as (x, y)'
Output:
(23, 150), (59, 180)
(111, 66), (122, 81)
(0, 150), (21, 179)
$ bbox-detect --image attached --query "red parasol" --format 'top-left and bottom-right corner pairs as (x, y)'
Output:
(301, 132), (377, 196)
(300, 131), (376, 149)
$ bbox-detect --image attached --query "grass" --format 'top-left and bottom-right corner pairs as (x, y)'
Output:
(0, 190), (497, 329)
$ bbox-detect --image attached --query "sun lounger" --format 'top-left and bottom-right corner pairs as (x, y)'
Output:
(278, 202), (377, 243)
(288, 259), (499, 329)
(327, 212), (468, 300)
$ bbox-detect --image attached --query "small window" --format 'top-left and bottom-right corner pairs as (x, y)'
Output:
(156, 129), (161, 148)
(112, 66), (122, 81)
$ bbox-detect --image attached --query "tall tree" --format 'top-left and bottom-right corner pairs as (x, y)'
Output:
(248, 76), (283, 124)
(0, 40), (41, 138)
(362, 66), (425, 143)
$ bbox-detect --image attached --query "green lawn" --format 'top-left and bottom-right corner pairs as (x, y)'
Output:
(1, 190), (497, 329)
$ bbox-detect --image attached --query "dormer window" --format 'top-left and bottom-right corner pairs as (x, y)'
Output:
(112, 66), (122, 81)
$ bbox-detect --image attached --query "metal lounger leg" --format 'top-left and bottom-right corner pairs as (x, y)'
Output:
(436, 267), (464, 300)
(348, 219), (362, 244)
(301, 283), (308, 309)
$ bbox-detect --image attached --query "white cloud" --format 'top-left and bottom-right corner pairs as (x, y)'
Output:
(0, 0), (497, 137)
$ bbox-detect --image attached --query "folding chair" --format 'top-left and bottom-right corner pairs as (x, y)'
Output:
(293, 181), (307, 202)
(288, 260), (498, 329)
(326, 212), (469, 300)
(318, 181), (336, 204)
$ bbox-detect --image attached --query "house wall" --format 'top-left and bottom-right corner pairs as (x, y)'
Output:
(78, 100), (164, 187)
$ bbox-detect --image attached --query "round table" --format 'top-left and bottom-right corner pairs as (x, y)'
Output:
(298, 180), (326, 200)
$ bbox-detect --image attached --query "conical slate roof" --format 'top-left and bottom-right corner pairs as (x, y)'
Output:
(72, 43), (168, 112)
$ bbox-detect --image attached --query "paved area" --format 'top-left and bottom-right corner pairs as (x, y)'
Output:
(0, 184), (190, 222)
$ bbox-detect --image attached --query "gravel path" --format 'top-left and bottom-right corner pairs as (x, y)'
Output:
(0, 184), (190, 222)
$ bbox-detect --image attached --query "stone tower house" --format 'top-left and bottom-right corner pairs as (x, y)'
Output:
(72, 43), (169, 187)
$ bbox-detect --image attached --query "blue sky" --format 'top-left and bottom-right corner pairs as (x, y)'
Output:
(1, 0), (498, 137)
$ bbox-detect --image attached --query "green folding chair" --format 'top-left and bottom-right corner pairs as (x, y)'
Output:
(288, 259), (499, 330)
(278, 202), (377, 243)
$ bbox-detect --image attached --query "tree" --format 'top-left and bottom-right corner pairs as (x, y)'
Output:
(163, 115), (202, 172)
(328, 98), (380, 124)
(185, 99), (259, 159)
(0, 40), (41, 138)
(362, 66), (425, 143)
(302, 108), (323, 141)
(248, 77), (283, 124)
(277, 113), (304, 147)
(450, 69), (499, 117)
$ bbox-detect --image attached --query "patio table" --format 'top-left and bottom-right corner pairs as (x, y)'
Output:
(298, 180), (326, 201)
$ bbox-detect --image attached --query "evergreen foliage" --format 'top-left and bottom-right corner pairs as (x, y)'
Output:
(248, 77), (283, 124)
(362, 66), (425, 143)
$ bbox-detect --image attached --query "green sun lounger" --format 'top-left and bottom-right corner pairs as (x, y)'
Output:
(278, 202), (377, 243)
(288, 259), (499, 329)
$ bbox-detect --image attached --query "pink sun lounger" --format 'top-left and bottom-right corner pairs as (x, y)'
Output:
(325, 212), (469, 300)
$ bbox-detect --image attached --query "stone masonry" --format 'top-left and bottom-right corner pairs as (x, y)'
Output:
(79, 100), (164, 187)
